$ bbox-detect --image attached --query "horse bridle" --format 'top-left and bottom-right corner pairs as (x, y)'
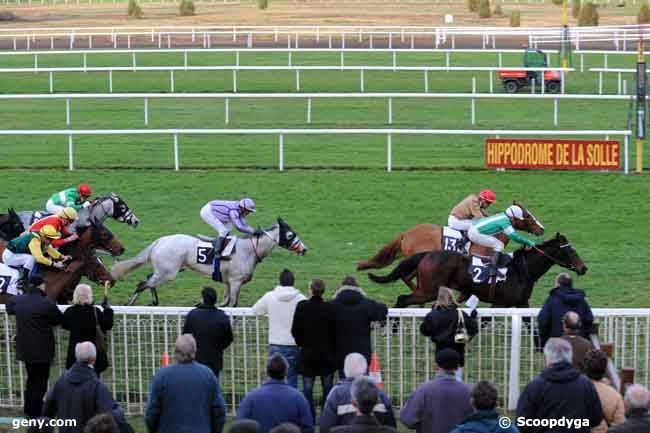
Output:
(533, 243), (577, 272)
(250, 229), (276, 264)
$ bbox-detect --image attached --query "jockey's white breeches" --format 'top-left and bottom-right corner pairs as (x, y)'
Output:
(2, 249), (35, 270)
(45, 199), (65, 215)
(448, 216), (474, 232)
(200, 204), (231, 237)
(468, 226), (504, 252)
(0, 263), (20, 295)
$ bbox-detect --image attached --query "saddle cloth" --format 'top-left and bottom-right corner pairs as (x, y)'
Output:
(442, 226), (470, 254)
(195, 235), (237, 259)
(468, 255), (511, 284)
(0, 263), (19, 296)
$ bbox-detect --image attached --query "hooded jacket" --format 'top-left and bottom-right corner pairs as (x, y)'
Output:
(516, 361), (603, 433)
(253, 286), (307, 346)
(330, 286), (388, 368)
(450, 409), (521, 433)
(538, 285), (594, 347)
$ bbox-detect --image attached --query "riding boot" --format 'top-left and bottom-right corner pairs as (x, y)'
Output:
(488, 253), (501, 279)
(212, 236), (224, 257)
(15, 268), (28, 292)
(460, 231), (469, 249)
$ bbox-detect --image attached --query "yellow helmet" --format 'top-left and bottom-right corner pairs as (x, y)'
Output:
(39, 225), (61, 240)
(58, 207), (78, 221)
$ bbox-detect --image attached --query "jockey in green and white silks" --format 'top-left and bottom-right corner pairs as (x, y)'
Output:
(45, 184), (92, 215)
(468, 205), (536, 279)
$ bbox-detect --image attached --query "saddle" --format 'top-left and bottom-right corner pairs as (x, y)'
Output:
(196, 235), (237, 259)
(467, 254), (511, 284)
(441, 227), (471, 254)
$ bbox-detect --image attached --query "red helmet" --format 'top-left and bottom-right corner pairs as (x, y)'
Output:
(479, 189), (496, 203)
(77, 184), (92, 197)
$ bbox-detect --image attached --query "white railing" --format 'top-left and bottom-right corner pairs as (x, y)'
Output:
(0, 128), (632, 173)
(0, 306), (647, 415)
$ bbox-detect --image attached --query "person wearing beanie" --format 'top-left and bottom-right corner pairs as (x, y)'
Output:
(183, 286), (234, 381)
(400, 349), (473, 433)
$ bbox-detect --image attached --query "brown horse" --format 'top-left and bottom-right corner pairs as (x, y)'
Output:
(368, 233), (587, 308)
(0, 219), (122, 304)
(357, 201), (544, 270)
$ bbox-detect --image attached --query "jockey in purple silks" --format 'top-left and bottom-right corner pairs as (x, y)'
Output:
(199, 198), (262, 254)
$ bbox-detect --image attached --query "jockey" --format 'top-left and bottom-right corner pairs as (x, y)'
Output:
(468, 205), (536, 279)
(448, 189), (497, 232)
(46, 184), (92, 214)
(2, 225), (71, 288)
(199, 197), (262, 253)
(29, 207), (79, 248)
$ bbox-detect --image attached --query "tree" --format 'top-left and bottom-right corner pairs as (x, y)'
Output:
(179, 0), (195, 16)
(510, 10), (521, 27)
(578, 2), (599, 26)
(479, 0), (491, 17)
(494, 4), (503, 16)
(257, 0), (268, 9)
(127, 0), (143, 18)
(639, 3), (650, 24)
(572, 0), (581, 19)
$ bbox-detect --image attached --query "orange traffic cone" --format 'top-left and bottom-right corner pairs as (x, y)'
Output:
(369, 352), (384, 389)
(161, 352), (170, 368)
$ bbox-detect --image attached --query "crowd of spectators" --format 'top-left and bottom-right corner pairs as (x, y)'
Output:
(5, 270), (650, 433)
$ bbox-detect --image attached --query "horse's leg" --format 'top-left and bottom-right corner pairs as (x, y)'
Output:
(230, 281), (243, 307)
(219, 282), (232, 307)
(150, 287), (160, 306)
(401, 270), (418, 292)
(126, 280), (148, 306)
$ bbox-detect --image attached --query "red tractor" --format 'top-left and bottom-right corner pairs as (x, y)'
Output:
(498, 49), (562, 94)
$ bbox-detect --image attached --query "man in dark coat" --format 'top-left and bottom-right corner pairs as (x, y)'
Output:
(291, 278), (337, 421)
(183, 287), (234, 381)
(538, 273), (594, 347)
(6, 276), (62, 419)
(330, 377), (397, 433)
(330, 276), (388, 376)
(560, 311), (593, 372)
(43, 341), (133, 433)
(516, 338), (603, 433)
(608, 384), (650, 433)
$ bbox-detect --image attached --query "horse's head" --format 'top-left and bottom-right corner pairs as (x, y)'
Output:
(1, 208), (25, 239)
(277, 217), (308, 256)
(78, 218), (125, 257)
(541, 233), (588, 275)
(108, 193), (140, 228)
(511, 201), (545, 236)
(84, 256), (115, 288)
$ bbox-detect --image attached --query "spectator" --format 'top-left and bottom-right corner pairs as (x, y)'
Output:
(270, 424), (301, 433)
(43, 342), (133, 433)
(538, 273), (594, 347)
(146, 334), (226, 433)
(401, 349), (473, 433)
(330, 377), (398, 433)
(584, 350), (625, 433)
(320, 353), (396, 433)
(62, 284), (114, 377)
(420, 287), (478, 380)
(237, 353), (313, 433)
(291, 278), (337, 421)
(252, 268), (306, 389)
(84, 413), (118, 433)
(608, 384), (650, 433)
(516, 338), (603, 433)
(183, 286), (234, 381)
(6, 276), (62, 420)
(450, 381), (520, 433)
(229, 420), (261, 433)
(560, 311), (593, 372)
(330, 276), (388, 376)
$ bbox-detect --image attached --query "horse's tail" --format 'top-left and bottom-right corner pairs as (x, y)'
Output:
(111, 240), (158, 280)
(368, 252), (428, 284)
(357, 235), (403, 270)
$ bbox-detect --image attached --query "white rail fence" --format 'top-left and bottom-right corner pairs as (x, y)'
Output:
(0, 128), (633, 173)
(0, 25), (646, 51)
(0, 307), (648, 415)
(0, 92), (633, 128)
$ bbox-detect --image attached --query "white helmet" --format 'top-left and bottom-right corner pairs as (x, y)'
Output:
(505, 205), (524, 220)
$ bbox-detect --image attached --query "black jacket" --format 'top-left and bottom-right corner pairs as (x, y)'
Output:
(62, 304), (114, 373)
(607, 409), (650, 433)
(420, 306), (478, 367)
(330, 287), (388, 369)
(291, 296), (337, 377)
(538, 285), (594, 347)
(330, 415), (398, 433)
(183, 304), (233, 375)
(516, 361), (603, 433)
(43, 362), (133, 433)
(6, 290), (62, 364)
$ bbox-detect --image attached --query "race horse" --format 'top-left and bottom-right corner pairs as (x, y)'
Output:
(368, 233), (587, 308)
(357, 201), (544, 270)
(111, 217), (308, 307)
(0, 193), (140, 241)
(0, 219), (123, 304)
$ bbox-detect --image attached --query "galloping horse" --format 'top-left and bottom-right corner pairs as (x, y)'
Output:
(368, 233), (587, 308)
(0, 193), (140, 241)
(357, 201), (544, 270)
(111, 217), (308, 307)
(0, 219), (123, 304)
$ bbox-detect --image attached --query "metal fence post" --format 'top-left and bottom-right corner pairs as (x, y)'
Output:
(173, 133), (179, 171)
(507, 313), (522, 411)
(388, 97), (393, 125)
(295, 69), (300, 92)
(49, 72), (54, 93)
(66, 98), (70, 125)
(307, 97), (312, 124)
(624, 135), (629, 174)
(170, 70), (175, 92)
(360, 69), (364, 92)
(225, 98), (230, 124)
(233, 70), (238, 93)
(386, 133), (392, 172)
(553, 98), (558, 126)
(68, 135), (74, 170)
(144, 98), (149, 126)
(279, 134), (284, 171)
(108, 70), (113, 93)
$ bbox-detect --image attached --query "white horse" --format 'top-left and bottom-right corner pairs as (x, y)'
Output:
(111, 217), (308, 306)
